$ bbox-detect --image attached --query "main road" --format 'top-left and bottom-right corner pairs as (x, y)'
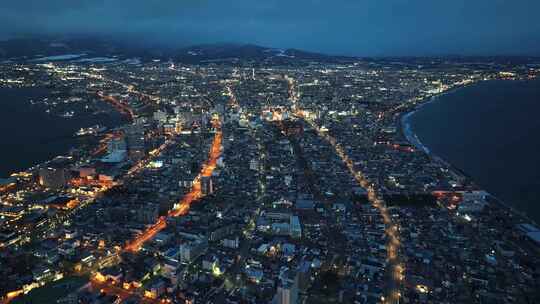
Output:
(286, 75), (403, 304)
(124, 128), (222, 251)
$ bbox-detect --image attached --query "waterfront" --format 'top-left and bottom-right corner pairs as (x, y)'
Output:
(1, 56), (540, 304)
(0, 87), (125, 178)
(408, 78), (540, 223)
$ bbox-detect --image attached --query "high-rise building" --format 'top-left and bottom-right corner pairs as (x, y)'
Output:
(136, 204), (159, 224)
(290, 216), (302, 239)
(179, 240), (208, 264)
(153, 110), (168, 123)
(107, 137), (126, 153)
(126, 124), (145, 160)
(249, 159), (259, 171)
(102, 137), (127, 163)
(297, 261), (312, 292)
(39, 167), (67, 189)
(275, 269), (299, 304)
(201, 176), (213, 196)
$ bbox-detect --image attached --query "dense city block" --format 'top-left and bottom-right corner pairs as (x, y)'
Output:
(1, 56), (539, 304)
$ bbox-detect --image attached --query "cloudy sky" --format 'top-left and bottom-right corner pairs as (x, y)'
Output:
(1, 0), (539, 56)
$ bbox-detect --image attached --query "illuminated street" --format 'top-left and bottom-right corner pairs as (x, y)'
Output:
(126, 129), (222, 251)
(1, 44), (539, 304)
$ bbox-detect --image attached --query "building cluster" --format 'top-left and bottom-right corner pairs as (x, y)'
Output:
(0, 58), (539, 304)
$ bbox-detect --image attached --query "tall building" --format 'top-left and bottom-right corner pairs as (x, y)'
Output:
(126, 124), (145, 160)
(249, 159), (259, 171)
(290, 216), (302, 239)
(107, 137), (126, 153)
(275, 269), (299, 304)
(179, 240), (208, 264)
(153, 110), (168, 123)
(39, 167), (67, 189)
(201, 176), (213, 196)
(136, 204), (159, 224)
(297, 261), (312, 292)
(101, 137), (127, 163)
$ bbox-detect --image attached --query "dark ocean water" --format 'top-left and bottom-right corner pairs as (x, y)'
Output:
(409, 78), (540, 223)
(0, 87), (123, 178)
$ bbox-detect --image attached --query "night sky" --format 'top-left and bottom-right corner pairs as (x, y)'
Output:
(2, 0), (539, 56)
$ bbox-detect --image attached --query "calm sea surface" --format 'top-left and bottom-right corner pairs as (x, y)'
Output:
(0, 87), (123, 178)
(409, 78), (540, 223)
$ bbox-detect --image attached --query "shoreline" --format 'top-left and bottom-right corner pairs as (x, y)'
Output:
(0, 86), (127, 179)
(400, 83), (471, 155)
(399, 78), (539, 226)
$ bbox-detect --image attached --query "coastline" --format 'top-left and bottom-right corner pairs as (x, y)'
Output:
(399, 78), (539, 226)
(400, 83), (474, 159)
(0, 86), (126, 179)
(400, 83), (473, 153)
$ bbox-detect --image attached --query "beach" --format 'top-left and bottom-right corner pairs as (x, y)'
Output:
(403, 78), (540, 223)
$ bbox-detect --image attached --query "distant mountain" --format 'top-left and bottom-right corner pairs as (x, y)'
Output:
(2, 36), (536, 65)
(174, 43), (356, 64)
(0, 37), (357, 64)
(0, 37), (115, 59)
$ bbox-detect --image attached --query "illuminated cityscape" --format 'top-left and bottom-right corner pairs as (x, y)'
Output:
(0, 52), (539, 304)
(1, 1), (540, 303)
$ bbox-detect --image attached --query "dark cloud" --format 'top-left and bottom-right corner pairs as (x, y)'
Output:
(1, 0), (539, 56)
